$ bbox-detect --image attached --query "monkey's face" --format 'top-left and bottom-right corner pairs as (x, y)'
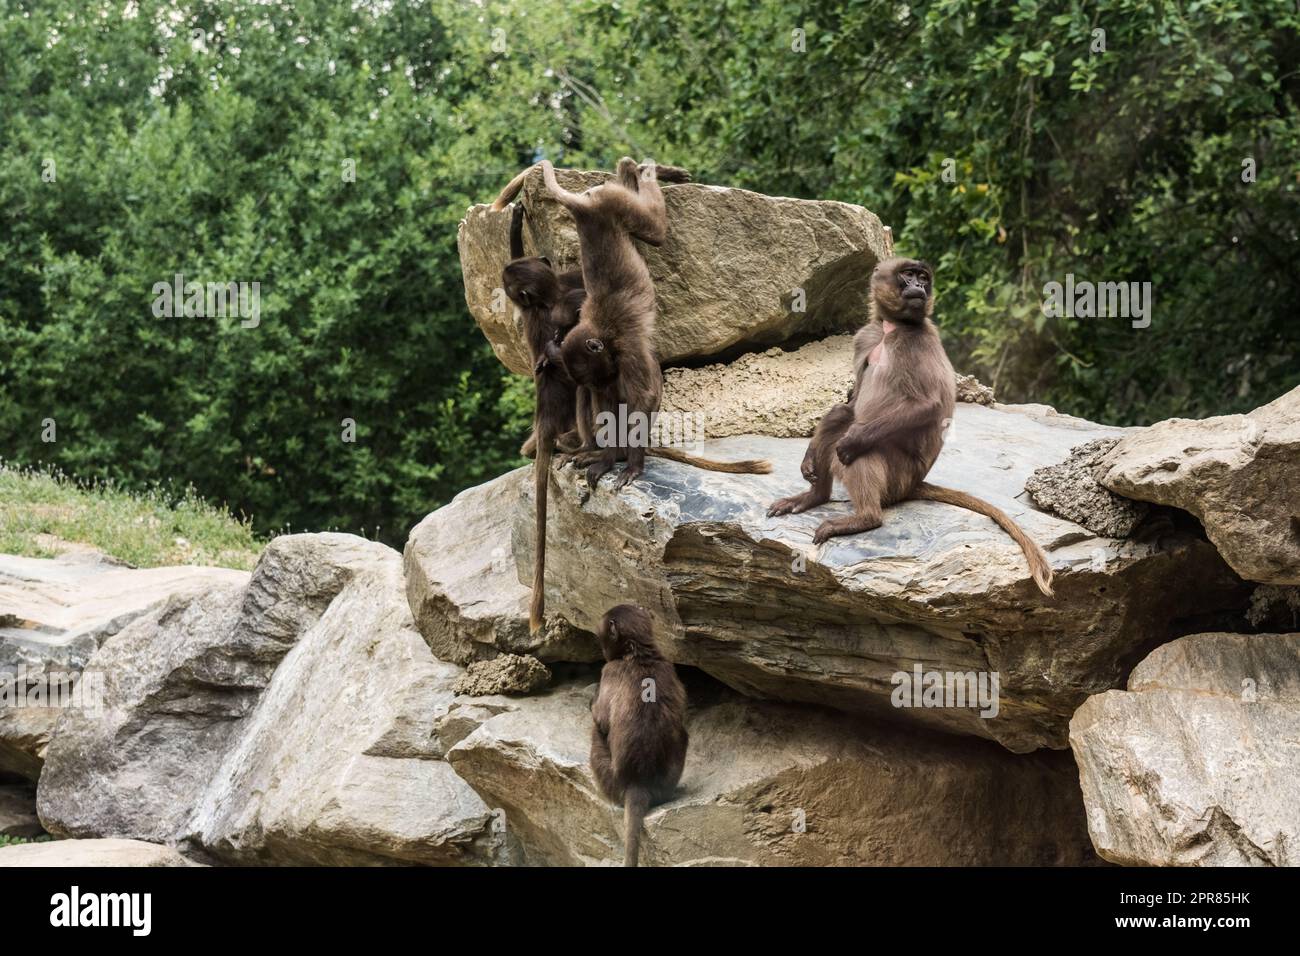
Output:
(872, 257), (933, 323)
(502, 257), (558, 309)
(560, 321), (617, 386)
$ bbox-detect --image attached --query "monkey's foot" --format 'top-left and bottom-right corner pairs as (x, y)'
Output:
(613, 464), (643, 490)
(812, 515), (882, 545)
(767, 490), (828, 517)
(585, 458), (616, 487)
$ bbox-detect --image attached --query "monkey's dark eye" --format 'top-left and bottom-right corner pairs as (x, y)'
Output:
(586, 338), (604, 353)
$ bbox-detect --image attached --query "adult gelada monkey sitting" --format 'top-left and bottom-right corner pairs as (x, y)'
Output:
(767, 257), (1054, 597)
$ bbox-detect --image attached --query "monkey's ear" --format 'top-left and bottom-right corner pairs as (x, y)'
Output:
(585, 338), (604, 353)
(539, 256), (551, 268)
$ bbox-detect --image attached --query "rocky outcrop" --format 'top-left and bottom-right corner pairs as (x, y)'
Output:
(0, 838), (198, 867)
(37, 534), (508, 866)
(1026, 438), (1149, 538)
(0, 553), (247, 778)
(446, 678), (1096, 866)
(1099, 386), (1300, 585)
(460, 401), (1249, 753)
(1070, 631), (1300, 866)
(460, 167), (891, 375)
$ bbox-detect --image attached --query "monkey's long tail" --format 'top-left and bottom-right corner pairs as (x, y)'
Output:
(623, 785), (651, 868)
(529, 433), (553, 634)
(491, 164), (538, 212)
(649, 447), (772, 474)
(509, 202), (526, 259)
(913, 482), (1054, 597)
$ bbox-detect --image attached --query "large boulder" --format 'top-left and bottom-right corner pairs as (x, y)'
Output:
(191, 552), (508, 866)
(404, 470), (596, 664)
(0, 553), (247, 779)
(1098, 385), (1300, 585)
(459, 167), (891, 375)
(37, 534), (506, 865)
(489, 402), (1248, 753)
(0, 838), (198, 867)
(446, 677), (1096, 866)
(1070, 631), (1300, 866)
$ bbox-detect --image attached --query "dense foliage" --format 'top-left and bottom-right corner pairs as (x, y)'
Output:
(2, 0), (1296, 542)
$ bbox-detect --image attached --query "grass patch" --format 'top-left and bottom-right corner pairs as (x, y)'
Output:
(0, 461), (264, 570)
(0, 834), (53, 847)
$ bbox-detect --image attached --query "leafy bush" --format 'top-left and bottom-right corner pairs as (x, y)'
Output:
(2, 1), (1296, 542)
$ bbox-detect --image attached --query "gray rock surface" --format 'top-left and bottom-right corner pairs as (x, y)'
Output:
(0, 838), (198, 867)
(447, 679), (1096, 866)
(0, 554), (247, 779)
(38, 533), (507, 865)
(192, 553), (507, 865)
(491, 402), (1247, 752)
(1026, 438), (1149, 537)
(0, 782), (42, 837)
(404, 470), (596, 663)
(1099, 385), (1300, 584)
(460, 167), (891, 375)
(1070, 631), (1300, 866)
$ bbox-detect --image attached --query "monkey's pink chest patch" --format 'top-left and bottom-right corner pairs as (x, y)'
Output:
(868, 320), (897, 367)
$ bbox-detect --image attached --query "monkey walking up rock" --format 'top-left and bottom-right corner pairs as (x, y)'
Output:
(589, 604), (688, 867)
(767, 258), (1054, 597)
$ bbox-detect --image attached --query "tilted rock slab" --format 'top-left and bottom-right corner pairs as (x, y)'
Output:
(38, 534), (505, 865)
(459, 167), (891, 375)
(1070, 631), (1300, 866)
(1099, 385), (1300, 585)
(493, 402), (1248, 752)
(0, 553), (247, 779)
(446, 679), (1096, 866)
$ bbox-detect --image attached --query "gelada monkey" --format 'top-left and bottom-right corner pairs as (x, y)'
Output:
(500, 203), (589, 632)
(536, 157), (770, 486)
(589, 604), (688, 867)
(767, 258), (1053, 596)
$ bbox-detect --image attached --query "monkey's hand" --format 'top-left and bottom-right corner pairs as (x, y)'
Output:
(534, 340), (564, 376)
(835, 427), (871, 466)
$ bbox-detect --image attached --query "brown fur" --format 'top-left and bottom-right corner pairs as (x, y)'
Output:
(767, 258), (1053, 597)
(538, 158), (770, 485)
(491, 161), (692, 212)
(501, 204), (585, 632)
(589, 604), (688, 867)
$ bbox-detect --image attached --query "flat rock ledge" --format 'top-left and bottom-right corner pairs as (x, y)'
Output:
(446, 677), (1096, 866)
(487, 402), (1247, 753)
